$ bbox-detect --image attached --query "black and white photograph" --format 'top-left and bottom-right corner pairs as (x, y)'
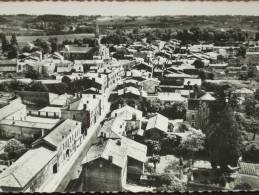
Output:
(0, 1), (259, 193)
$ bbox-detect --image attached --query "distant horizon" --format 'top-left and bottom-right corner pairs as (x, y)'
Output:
(0, 1), (259, 16)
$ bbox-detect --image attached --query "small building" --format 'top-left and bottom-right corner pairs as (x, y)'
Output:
(33, 119), (82, 169)
(61, 45), (95, 60)
(140, 78), (160, 94)
(0, 146), (57, 192)
(80, 136), (147, 192)
(80, 139), (128, 192)
(61, 96), (102, 134)
(0, 59), (17, 73)
(157, 92), (187, 104)
(111, 105), (143, 121)
(145, 113), (169, 140)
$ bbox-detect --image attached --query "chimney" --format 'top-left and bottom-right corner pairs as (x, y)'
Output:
(116, 140), (121, 146)
(135, 105), (138, 109)
(195, 91), (198, 99)
(83, 104), (87, 110)
(108, 155), (113, 163)
(93, 94), (96, 99)
(118, 104), (121, 108)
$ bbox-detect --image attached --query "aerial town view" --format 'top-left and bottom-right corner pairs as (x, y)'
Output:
(0, 1), (259, 193)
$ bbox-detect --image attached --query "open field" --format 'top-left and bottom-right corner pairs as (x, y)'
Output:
(7, 33), (95, 43)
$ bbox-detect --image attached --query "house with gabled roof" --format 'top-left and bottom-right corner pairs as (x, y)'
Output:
(80, 134), (147, 192)
(145, 113), (169, 140)
(0, 146), (57, 192)
(111, 105), (143, 121)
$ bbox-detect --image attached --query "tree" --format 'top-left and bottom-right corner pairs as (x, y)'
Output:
(8, 45), (18, 59)
(4, 138), (26, 159)
(156, 174), (186, 192)
(0, 33), (10, 53)
(244, 97), (256, 117)
(4, 138), (25, 153)
(149, 155), (161, 172)
(198, 70), (206, 80)
(234, 183), (252, 191)
(207, 108), (242, 171)
(62, 75), (72, 84)
(25, 81), (49, 92)
(48, 37), (58, 53)
(236, 45), (247, 58)
(193, 60), (204, 69)
(145, 139), (161, 155)
(177, 128), (205, 157)
(161, 135), (181, 154)
(34, 39), (51, 54)
(25, 66), (41, 80)
(10, 34), (18, 46)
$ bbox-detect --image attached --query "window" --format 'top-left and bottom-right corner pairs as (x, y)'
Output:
(73, 114), (76, 120)
(53, 163), (58, 174)
(191, 122), (195, 127)
(192, 114), (195, 120)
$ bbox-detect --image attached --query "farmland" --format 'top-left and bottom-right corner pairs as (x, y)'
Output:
(7, 33), (95, 44)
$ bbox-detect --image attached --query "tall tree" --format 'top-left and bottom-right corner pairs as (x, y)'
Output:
(193, 59), (205, 69)
(207, 107), (242, 171)
(0, 33), (10, 53)
(10, 34), (18, 46)
(8, 45), (18, 59)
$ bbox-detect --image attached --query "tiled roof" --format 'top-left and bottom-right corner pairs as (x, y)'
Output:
(0, 119), (56, 130)
(158, 92), (186, 102)
(146, 113), (168, 133)
(199, 92), (216, 101)
(99, 117), (125, 139)
(43, 119), (80, 148)
(111, 105), (143, 120)
(121, 136), (147, 163)
(0, 147), (56, 189)
(82, 139), (127, 168)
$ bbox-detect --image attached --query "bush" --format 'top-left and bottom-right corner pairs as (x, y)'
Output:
(4, 139), (24, 152)
(234, 183), (252, 190)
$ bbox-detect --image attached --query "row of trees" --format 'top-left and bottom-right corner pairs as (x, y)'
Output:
(0, 33), (19, 59)
(0, 75), (102, 95)
(101, 27), (252, 46)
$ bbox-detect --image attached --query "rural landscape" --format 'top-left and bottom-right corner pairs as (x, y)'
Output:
(0, 11), (259, 192)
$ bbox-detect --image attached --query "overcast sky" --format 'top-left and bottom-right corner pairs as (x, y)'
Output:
(0, 1), (259, 16)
